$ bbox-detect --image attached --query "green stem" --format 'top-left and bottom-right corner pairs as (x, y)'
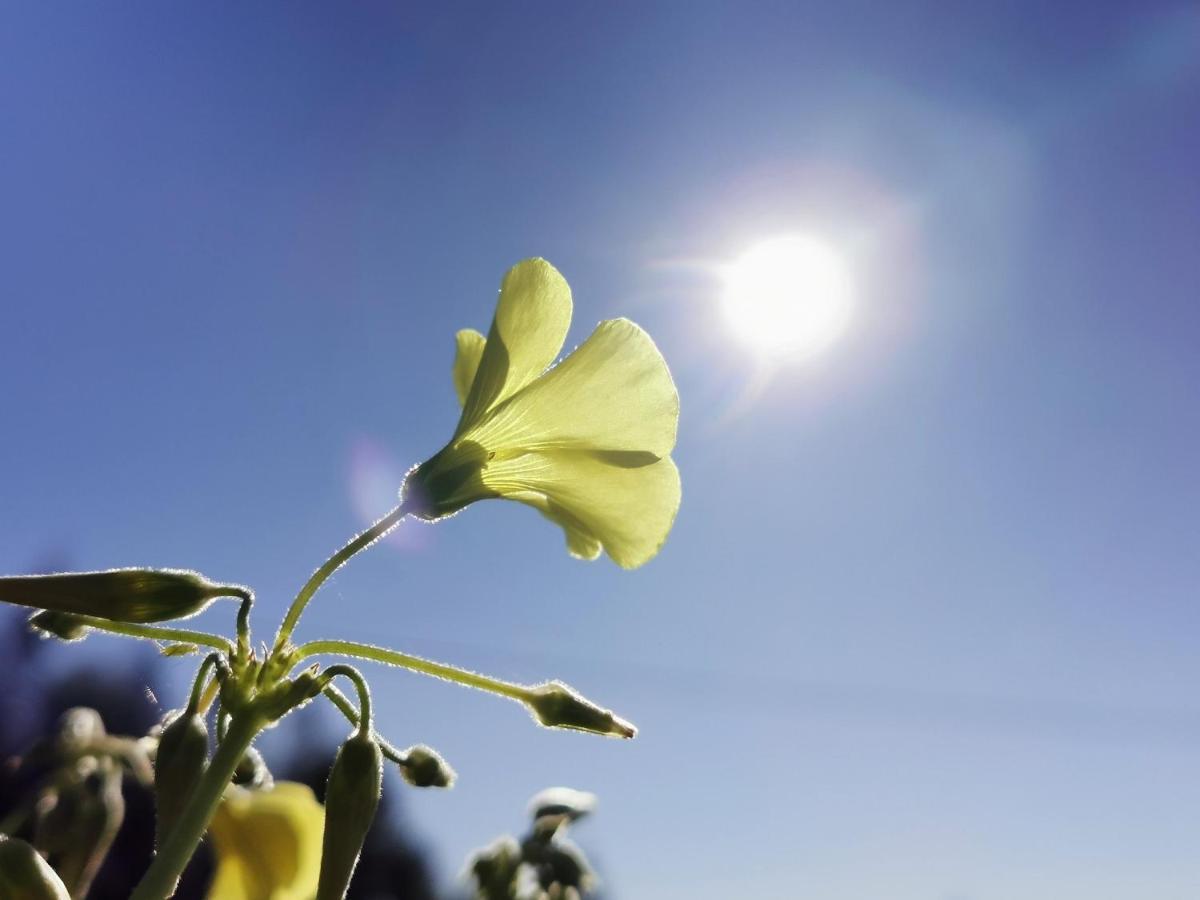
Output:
(320, 665), (372, 736)
(130, 713), (263, 900)
(187, 654), (229, 714)
(298, 639), (533, 703)
(272, 504), (409, 653)
(322, 684), (406, 765)
(235, 592), (254, 662)
(70, 614), (233, 653)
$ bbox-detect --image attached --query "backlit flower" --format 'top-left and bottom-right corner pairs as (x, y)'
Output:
(206, 782), (324, 900)
(404, 259), (680, 569)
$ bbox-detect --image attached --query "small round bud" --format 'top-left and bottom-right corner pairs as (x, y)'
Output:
(232, 746), (273, 789)
(524, 682), (636, 739)
(0, 834), (71, 900)
(56, 707), (105, 752)
(397, 744), (456, 788)
(316, 733), (383, 900)
(154, 710), (209, 849)
(0, 568), (250, 624)
(28, 611), (89, 642)
(467, 835), (521, 897)
(521, 836), (595, 893)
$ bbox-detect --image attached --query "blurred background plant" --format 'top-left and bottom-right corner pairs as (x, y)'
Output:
(466, 787), (601, 900)
(0, 601), (436, 899)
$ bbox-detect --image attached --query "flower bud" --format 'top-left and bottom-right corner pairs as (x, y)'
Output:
(528, 787), (595, 838)
(0, 835), (71, 900)
(524, 682), (636, 739)
(232, 746), (273, 789)
(521, 835), (595, 893)
(260, 667), (324, 719)
(33, 764), (124, 898)
(397, 744), (456, 788)
(28, 611), (89, 642)
(154, 710), (209, 849)
(467, 835), (521, 898)
(316, 732), (383, 900)
(0, 568), (250, 624)
(56, 707), (105, 752)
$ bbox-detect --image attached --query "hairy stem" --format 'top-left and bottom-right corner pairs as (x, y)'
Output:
(272, 504), (409, 653)
(130, 713), (263, 900)
(322, 684), (406, 765)
(187, 654), (230, 714)
(298, 639), (533, 703)
(319, 665), (372, 736)
(70, 614), (233, 653)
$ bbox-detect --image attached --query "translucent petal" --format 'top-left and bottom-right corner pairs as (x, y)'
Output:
(452, 329), (486, 408)
(481, 450), (681, 569)
(469, 318), (678, 458)
(207, 783), (324, 900)
(457, 259), (572, 435)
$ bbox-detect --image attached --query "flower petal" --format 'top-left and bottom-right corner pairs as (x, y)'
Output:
(457, 258), (572, 434)
(452, 328), (486, 408)
(470, 318), (678, 458)
(482, 450), (681, 569)
(207, 783), (324, 900)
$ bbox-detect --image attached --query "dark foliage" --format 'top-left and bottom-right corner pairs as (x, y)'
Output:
(0, 607), (438, 899)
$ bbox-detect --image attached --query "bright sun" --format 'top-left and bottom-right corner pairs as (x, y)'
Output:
(721, 234), (854, 361)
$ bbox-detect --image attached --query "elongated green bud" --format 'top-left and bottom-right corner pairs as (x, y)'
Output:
(154, 710), (209, 849)
(524, 681), (637, 739)
(317, 733), (383, 900)
(0, 835), (71, 900)
(0, 568), (250, 624)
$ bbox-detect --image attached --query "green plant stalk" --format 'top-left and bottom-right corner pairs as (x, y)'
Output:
(130, 713), (263, 900)
(320, 665), (372, 735)
(298, 639), (533, 703)
(68, 614), (234, 653)
(322, 685), (407, 766)
(272, 503), (409, 654)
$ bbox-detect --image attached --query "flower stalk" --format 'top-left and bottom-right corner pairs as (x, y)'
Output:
(272, 503), (410, 654)
(131, 713), (264, 900)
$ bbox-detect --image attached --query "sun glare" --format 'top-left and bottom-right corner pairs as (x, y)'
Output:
(721, 235), (854, 361)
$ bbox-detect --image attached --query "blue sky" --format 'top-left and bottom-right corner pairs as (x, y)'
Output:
(2, 3), (1199, 897)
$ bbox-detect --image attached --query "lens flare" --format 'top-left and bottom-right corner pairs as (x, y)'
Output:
(721, 235), (854, 361)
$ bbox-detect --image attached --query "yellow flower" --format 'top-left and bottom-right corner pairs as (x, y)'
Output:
(404, 258), (680, 569)
(206, 782), (324, 900)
